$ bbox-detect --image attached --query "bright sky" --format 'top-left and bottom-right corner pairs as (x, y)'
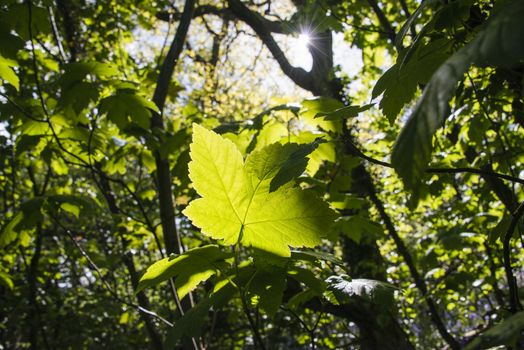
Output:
(127, 14), (364, 105)
(288, 31), (363, 77)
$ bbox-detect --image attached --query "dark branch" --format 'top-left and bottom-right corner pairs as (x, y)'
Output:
(364, 169), (461, 350)
(150, 2), (201, 348)
(156, 4), (286, 34)
(227, 0), (316, 93)
(152, 0), (196, 116)
(342, 127), (461, 350)
(344, 138), (524, 185)
(503, 200), (524, 313)
(367, 0), (396, 42)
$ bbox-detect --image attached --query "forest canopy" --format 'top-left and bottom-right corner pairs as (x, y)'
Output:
(1, 0), (524, 349)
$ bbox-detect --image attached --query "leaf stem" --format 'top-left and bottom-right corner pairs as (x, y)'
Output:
(232, 236), (266, 349)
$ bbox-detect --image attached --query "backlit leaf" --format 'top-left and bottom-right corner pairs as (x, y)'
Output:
(0, 55), (18, 90)
(0, 271), (14, 290)
(136, 245), (233, 298)
(183, 124), (337, 257)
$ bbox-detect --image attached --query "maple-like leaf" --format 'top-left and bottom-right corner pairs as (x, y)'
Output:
(183, 124), (336, 257)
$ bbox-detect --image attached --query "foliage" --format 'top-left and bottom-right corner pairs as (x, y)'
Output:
(1, 0), (524, 349)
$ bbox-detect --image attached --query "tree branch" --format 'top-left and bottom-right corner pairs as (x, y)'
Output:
(364, 172), (461, 350)
(227, 0), (316, 93)
(151, 1), (201, 348)
(503, 200), (524, 313)
(52, 217), (174, 329)
(152, 0), (196, 116)
(156, 4), (286, 34)
(150, 0), (193, 257)
(343, 139), (524, 185)
(342, 127), (461, 350)
(367, 0), (396, 42)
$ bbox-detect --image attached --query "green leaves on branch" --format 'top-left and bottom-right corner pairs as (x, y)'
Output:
(301, 97), (372, 121)
(183, 124), (336, 257)
(0, 195), (98, 248)
(372, 39), (450, 124)
(137, 121), (338, 334)
(136, 245), (232, 298)
(100, 90), (159, 130)
(391, 0), (524, 189)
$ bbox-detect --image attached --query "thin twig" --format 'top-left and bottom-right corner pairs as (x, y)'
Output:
(344, 138), (524, 185)
(0, 92), (47, 123)
(52, 216), (174, 327)
(47, 6), (67, 61)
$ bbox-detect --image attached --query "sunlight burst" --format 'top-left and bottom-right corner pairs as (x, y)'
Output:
(291, 32), (313, 70)
(297, 33), (311, 47)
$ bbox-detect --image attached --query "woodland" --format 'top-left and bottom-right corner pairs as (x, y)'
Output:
(1, 0), (524, 349)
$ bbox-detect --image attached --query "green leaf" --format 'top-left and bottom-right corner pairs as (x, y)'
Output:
(333, 215), (384, 243)
(0, 212), (24, 248)
(434, 0), (475, 31)
(183, 124), (337, 257)
(60, 61), (118, 89)
(0, 55), (19, 90)
(394, 0), (437, 49)
(100, 90), (159, 130)
(247, 267), (287, 317)
(0, 271), (14, 290)
(373, 39), (450, 124)
(60, 202), (80, 218)
(392, 0), (524, 189)
(287, 289), (318, 309)
(287, 266), (326, 293)
(47, 195), (98, 216)
(136, 245), (233, 298)
(245, 140), (320, 192)
(59, 82), (100, 114)
(489, 217), (512, 244)
(464, 311), (524, 350)
(289, 131), (336, 175)
(300, 97), (343, 132)
(15, 135), (42, 155)
(0, 22), (24, 59)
